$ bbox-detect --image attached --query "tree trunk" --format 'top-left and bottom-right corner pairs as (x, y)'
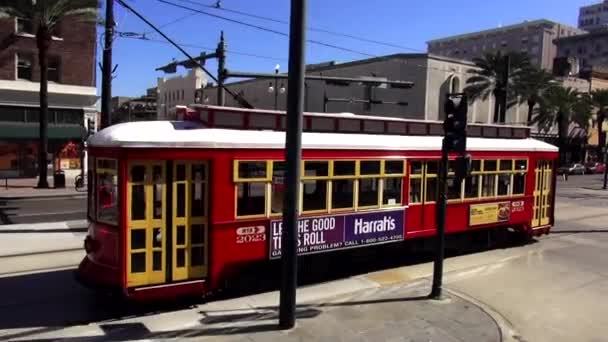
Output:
(36, 28), (51, 188)
(493, 91), (500, 123)
(526, 99), (536, 126)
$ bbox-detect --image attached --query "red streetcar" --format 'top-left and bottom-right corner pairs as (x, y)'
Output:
(77, 105), (558, 301)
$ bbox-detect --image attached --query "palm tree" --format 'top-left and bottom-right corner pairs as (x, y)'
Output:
(464, 50), (531, 123)
(0, 0), (98, 188)
(514, 67), (556, 125)
(591, 89), (608, 155)
(534, 87), (592, 165)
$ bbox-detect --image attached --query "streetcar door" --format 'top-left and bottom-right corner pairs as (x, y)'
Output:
(171, 161), (208, 281)
(532, 160), (552, 227)
(126, 161), (167, 287)
(408, 160), (439, 231)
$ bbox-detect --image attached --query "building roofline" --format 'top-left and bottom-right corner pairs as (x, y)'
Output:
(216, 53), (474, 88)
(554, 27), (608, 43)
(427, 19), (579, 44)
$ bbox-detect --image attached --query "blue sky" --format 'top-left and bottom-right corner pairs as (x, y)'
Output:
(106, 0), (591, 97)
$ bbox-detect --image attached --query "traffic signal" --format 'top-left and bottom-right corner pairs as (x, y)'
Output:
(455, 154), (472, 183)
(443, 94), (468, 154)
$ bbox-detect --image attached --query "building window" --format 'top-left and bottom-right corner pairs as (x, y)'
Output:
(532, 35), (541, 43)
(596, 44), (602, 53)
(531, 46), (539, 54)
(501, 40), (508, 47)
(564, 48), (571, 56)
(16, 54), (33, 80)
(48, 57), (60, 83)
(16, 18), (33, 35)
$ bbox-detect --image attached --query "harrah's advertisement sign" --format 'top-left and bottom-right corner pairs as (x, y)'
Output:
(269, 208), (405, 259)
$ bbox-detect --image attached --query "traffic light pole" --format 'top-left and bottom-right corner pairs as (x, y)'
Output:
(430, 139), (449, 299)
(279, 0), (307, 329)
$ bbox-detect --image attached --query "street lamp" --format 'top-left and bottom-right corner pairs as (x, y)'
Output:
(267, 64), (286, 110)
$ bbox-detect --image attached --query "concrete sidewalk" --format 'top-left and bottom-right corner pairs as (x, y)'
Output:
(0, 175), (84, 199)
(7, 279), (502, 342)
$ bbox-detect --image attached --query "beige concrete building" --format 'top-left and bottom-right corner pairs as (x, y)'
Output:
(157, 68), (206, 120)
(579, 0), (608, 31)
(427, 19), (584, 71)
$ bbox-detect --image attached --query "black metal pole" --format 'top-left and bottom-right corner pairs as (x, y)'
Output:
(217, 31), (226, 106)
(275, 68), (279, 110)
(101, 0), (114, 128)
(279, 0), (306, 329)
(603, 145), (607, 190)
(430, 139), (449, 299)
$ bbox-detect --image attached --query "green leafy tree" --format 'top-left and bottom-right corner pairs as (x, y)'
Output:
(514, 67), (556, 125)
(534, 87), (592, 165)
(464, 50), (530, 123)
(0, 0), (98, 188)
(591, 89), (608, 155)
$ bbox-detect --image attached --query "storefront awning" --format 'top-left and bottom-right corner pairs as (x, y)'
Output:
(0, 123), (84, 140)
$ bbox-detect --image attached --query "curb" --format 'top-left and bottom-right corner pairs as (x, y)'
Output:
(0, 193), (86, 201)
(0, 219), (88, 232)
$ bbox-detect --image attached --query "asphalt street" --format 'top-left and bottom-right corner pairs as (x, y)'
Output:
(0, 174), (606, 341)
(0, 195), (86, 225)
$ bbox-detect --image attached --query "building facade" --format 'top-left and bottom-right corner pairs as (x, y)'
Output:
(157, 68), (206, 120)
(111, 89), (157, 124)
(0, 14), (97, 177)
(555, 28), (608, 72)
(201, 54), (529, 125)
(579, 0), (608, 31)
(427, 19), (584, 71)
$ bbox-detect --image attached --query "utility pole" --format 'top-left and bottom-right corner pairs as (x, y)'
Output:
(430, 94), (469, 299)
(279, 0), (307, 329)
(101, 0), (114, 128)
(274, 65), (279, 110)
(216, 31), (226, 106)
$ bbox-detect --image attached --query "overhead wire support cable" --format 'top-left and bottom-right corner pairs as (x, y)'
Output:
(157, 0), (375, 57)
(174, 0), (423, 52)
(115, 0), (254, 108)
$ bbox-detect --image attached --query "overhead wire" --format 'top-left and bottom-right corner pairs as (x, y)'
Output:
(114, 0), (254, 108)
(116, 32), (287, 61)
(173, 0), (424, 52)
(156, 0), (376, 57)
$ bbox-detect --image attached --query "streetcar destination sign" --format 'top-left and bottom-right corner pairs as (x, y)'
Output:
(269, 208), (405, 259)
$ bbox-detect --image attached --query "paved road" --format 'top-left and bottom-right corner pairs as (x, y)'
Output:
(0, 175), (606, 341)
(0, 195), (86, 225)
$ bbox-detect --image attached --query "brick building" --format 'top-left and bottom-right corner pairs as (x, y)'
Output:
(0, 14), (97, 177)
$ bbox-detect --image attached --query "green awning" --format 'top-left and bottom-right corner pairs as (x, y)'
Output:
(0, 123), (84, 140)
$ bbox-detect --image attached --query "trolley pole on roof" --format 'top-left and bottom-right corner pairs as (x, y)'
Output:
(279, 0), (307, 329)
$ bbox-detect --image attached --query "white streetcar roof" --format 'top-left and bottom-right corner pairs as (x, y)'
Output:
(88, 121), (558, 153)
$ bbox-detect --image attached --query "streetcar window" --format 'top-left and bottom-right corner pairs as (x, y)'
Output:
(382, 178), (402, 205)
(471, 160), (481, 172)
(481, 174), (496, 197)
(333, 160), (356, 176)
(384, 160), (405, 175)
(304, 160), (329, 177)
(332, 179), (354, 209)
(271, 161), (286, 214)
(96, 158), (118, 225)
(237, 182), (266, 217)
(410, 161), (423, 175)
(302, 179), (327, 212)
(500, 160), (513, 171)
(425, 177), (438, 202)
(360, 160), (381, 175)
(464, 175), (480, 198)
(513, 173), (526, 195)
(515, 160), (528, 171)
(409, 178), (422, 203)
(483, 160), (497, 171)
(498, 173), (511, 196)
(359, 178), (379, 207)
(235, 161), (269, 181)
(191, 163), (206, 217)
(87, 156), (95, 220)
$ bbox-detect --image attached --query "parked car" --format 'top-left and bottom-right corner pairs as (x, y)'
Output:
(586, 162), (606, 174)
(558, 163), (586, 175)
